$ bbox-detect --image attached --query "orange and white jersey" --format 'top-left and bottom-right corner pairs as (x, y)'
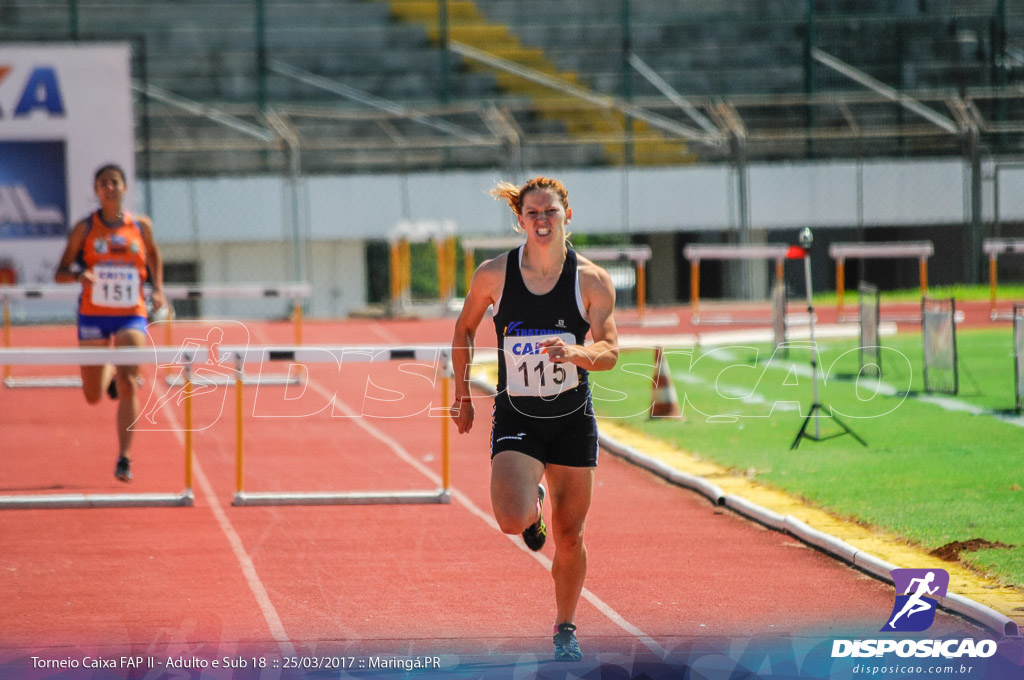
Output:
(78, 210), (148, 317)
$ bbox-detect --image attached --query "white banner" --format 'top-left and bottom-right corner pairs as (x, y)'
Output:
(0, 43), (134, 287)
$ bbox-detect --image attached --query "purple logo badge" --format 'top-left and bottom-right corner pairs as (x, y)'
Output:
(882, 568), (949, 632)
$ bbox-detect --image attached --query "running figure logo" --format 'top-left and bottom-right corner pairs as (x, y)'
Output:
(882, 568), (949, 632)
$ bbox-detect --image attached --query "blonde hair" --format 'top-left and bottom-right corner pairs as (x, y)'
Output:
(490, 176), (571, 237)
(490, 176), (570, 217)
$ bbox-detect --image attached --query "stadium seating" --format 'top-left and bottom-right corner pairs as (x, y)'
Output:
(1, 0), (1019, 174)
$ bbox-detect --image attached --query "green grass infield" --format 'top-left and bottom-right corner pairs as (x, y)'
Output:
(590, 326), (1024, 587)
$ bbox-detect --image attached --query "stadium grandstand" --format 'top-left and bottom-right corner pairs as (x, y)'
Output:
(2, 0), (1024, 315)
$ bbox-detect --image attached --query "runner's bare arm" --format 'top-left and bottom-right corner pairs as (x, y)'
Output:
(138, 215), (167, 310)
(540, 259), (618, 371)
(450, 255), (506, 433)
(54, 221), (89, 283)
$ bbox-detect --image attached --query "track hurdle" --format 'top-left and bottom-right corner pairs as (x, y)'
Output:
(460, 237), (523, 293)
(158, 282), (312, 388)
(683, 244), (789, 324)
(829, 241), (933, 319)
(221, 344), (452, 506)
(161, 281), (311, 345)
(461, 237), (658, 323)
(983, 238), (1024, 321)
(0, 345), (206, 509)
(2, 284), (80, 387)
(388, 220), (458, 315)
(575, 245), (653, 323)
(1, 282), (311, 388)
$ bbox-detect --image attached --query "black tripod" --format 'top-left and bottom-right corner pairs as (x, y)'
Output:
(790, 228), (867, 450)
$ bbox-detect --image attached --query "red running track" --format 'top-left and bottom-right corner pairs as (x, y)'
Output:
(0, 315), (987, 676)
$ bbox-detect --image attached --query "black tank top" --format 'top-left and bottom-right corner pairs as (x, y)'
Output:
(493, 246), (591, 417)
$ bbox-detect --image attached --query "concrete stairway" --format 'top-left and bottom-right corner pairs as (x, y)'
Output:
(379, 0), (694, 165)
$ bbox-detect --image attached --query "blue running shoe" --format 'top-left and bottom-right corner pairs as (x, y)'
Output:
(553, 623), (582, 661)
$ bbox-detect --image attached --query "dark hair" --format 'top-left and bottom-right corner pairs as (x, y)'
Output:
(94, 164), (126, 184)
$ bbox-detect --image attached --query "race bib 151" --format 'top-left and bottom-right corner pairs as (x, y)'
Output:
(91, 264), (141, 308)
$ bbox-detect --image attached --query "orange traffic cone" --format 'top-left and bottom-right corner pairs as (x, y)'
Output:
(650, 346), (684, 419)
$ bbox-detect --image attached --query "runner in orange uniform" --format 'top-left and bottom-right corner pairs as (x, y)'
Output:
(55, 164), (168, 482)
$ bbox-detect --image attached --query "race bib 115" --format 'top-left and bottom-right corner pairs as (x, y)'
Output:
(502, 332), (579, 398)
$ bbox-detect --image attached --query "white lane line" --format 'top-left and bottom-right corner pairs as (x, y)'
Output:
(705, 351), (1024, 428)
(366, 320), (404, 345)
(153, 378), (295, 657)
(303, 374), (668, 659)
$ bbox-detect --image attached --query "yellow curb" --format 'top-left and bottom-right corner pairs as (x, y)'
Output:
(598, 419), (1024, 628)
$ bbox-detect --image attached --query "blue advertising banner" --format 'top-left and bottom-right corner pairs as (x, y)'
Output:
(0, 43), (133, 292)
(0, 140), (68, 239)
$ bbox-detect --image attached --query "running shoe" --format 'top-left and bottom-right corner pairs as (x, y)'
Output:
(107, 375), (144, 400)
(115, 456), (132, 483)
(553, 623), (583, 661)
(521, 484), (547, 551)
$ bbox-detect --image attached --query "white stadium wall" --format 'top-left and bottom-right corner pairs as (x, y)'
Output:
(142, 157), (1021, 318)
(4, 43), (1015, 319)
(147, 159), (992, 245)
(158, 239), (365, 320)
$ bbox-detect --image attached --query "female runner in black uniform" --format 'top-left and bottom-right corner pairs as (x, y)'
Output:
(450, 177), (619, 661)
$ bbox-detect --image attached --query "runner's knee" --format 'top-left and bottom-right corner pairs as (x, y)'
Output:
(115, 373), (138, 399)
(494, 505), (535, 535)
(551, 516), (586, 550)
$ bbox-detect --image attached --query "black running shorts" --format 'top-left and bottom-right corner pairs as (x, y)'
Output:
(490, 404), (599, 468)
